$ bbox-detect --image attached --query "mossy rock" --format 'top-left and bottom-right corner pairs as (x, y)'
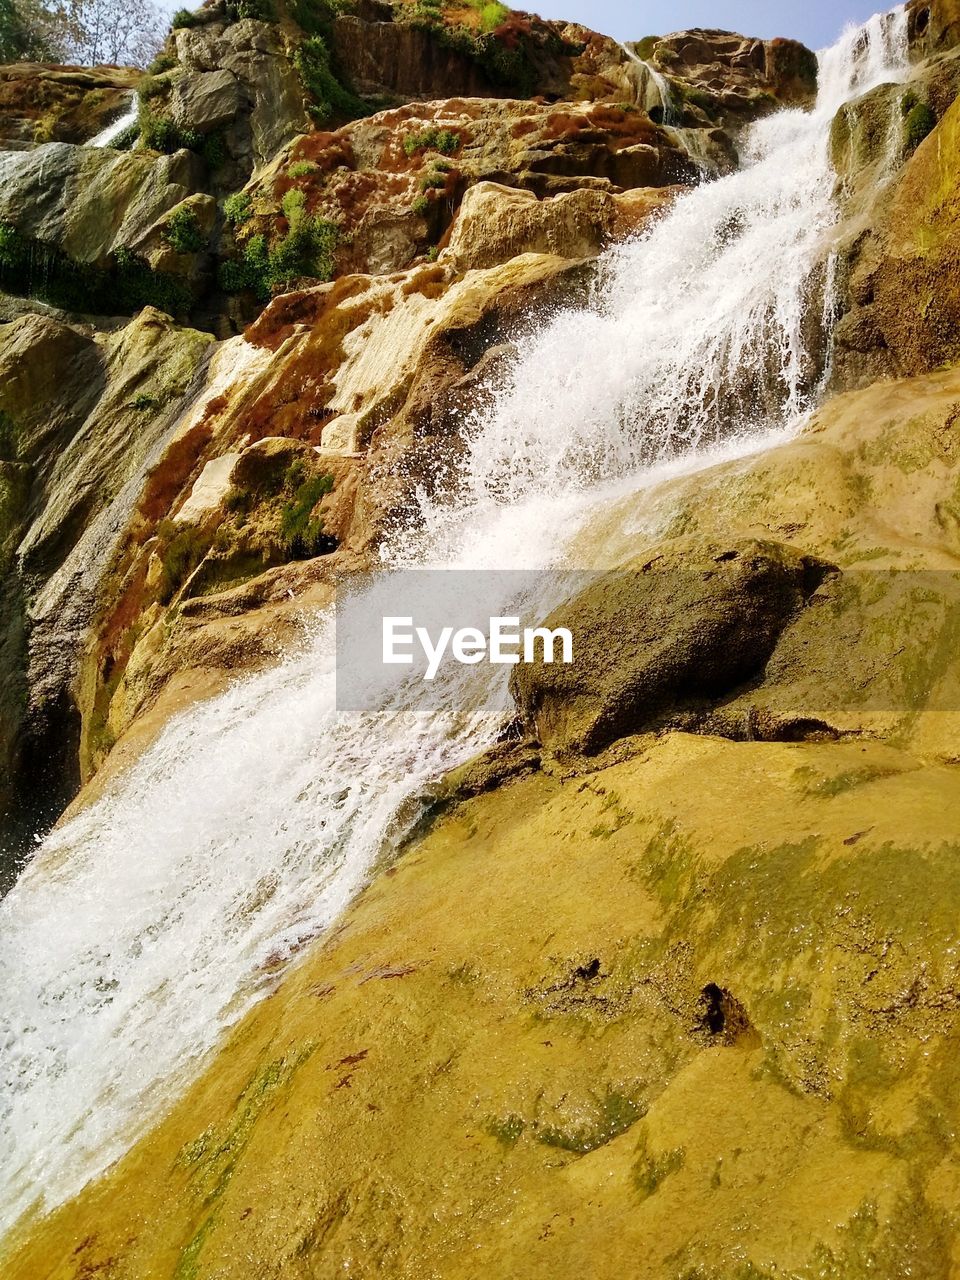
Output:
(510, 538), (832, 756)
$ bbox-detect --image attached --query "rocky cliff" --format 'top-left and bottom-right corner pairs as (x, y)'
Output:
(3, 1), (960, 1277)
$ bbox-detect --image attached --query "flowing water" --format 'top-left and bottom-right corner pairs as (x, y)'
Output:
(0, 9), (912, 1237)
(87, 95), (138, 149)
(618, 41), (680, 125)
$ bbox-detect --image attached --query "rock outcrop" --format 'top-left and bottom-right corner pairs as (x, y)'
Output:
(510, 540), (830, 756)
(0, 307), (212, 868)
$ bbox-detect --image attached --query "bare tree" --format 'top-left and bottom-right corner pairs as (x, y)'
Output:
(63, 0), (166, 66)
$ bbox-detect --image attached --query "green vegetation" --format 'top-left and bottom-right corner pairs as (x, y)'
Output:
(403, 127), (460, 157)
(218, 193), (339, 299)
(147, 51), (177, 74)
(419, 167), (448, 191)
(633, 1142), (685, 1198)
(294, 34), (370, 125)
(288, 160), (319, 177)
(224, 0), (273, 18)
(163, 206), (206, 254)
(904, 100), (936, 150)
(0, 410), (17, 462)
(476, 1), (508, 32)
(138, 105), (202, 154)
(138, 74), (168, 100)
(171, 6), (200, 27)
(485, 1114), (525, 1148)
(157, 521), (213, 602)
(137, 104), (227, 170)
(0, 222), (191, 316)
(130, 394), (162, 411)
(411, 194), (430, 216)
(280, 470), (334, 557)
(223, 191), (252, 225)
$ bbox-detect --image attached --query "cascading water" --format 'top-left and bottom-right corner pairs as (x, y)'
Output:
(618, 41), (680, 126)
(0, 9), (912, 1238)
(86, 95), (138, 148)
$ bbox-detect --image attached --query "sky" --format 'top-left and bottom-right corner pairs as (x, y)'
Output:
(532, 1), (891, 51)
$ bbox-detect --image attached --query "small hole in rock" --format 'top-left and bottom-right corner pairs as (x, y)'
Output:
(574, 958), (601, 982)
(916, 7), (930, 34)
(694, 983), (757, 1046)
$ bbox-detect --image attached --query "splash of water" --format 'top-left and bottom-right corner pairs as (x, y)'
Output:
(0, 10), (911, 1238)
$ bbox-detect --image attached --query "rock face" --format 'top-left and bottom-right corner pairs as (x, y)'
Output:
(0, 144), (203, 268)
(7, 370), (960, 1278)
(635, 28), (818, 123)
(510, 540), (830, 756)
(0, 307), (212, 871)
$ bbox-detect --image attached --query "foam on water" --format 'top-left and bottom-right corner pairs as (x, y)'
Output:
(0, 9), (911, 1236)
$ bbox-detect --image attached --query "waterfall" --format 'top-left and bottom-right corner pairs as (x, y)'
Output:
(617, 41), (679, 125)
(86, 94), (138, 149)
(0, 9), (911, 1238)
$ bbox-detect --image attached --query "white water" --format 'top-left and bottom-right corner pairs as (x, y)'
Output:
(87, 95), (138, 149)
(0, 10), (911, 1237)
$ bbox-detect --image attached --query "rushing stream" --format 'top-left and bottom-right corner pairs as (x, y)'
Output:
(0, 9), (912, 1236)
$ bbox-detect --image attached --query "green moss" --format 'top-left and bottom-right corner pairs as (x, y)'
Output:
(294, 34), (371, 126)
(173, 1045), (317, 1278)
(130, 394), (161, 411)
(0, 410), (17, 462)
(411, 195), (430, 216)
(536, 1090), (643, 1154)
(158, 522), (214, 603)
(163, 206), (206, 254)
(0, 222), (192, 316)
(633, 1141), (684, 1199)
(171, 7), (201, 28)
(485, 1114), (525, 1148)
(280, 472), (334, 557)
(904, 100), (936, 151)
(403, 127), (460, 157)
(288, 160), (319, 177)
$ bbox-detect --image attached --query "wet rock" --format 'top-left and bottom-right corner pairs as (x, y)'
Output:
(832, 88), (960, 384)
(0, 307), (212, 842)
(511, 539), (831, 756)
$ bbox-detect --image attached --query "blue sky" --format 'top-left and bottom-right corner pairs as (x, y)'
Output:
(531, 2), (891, 50)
